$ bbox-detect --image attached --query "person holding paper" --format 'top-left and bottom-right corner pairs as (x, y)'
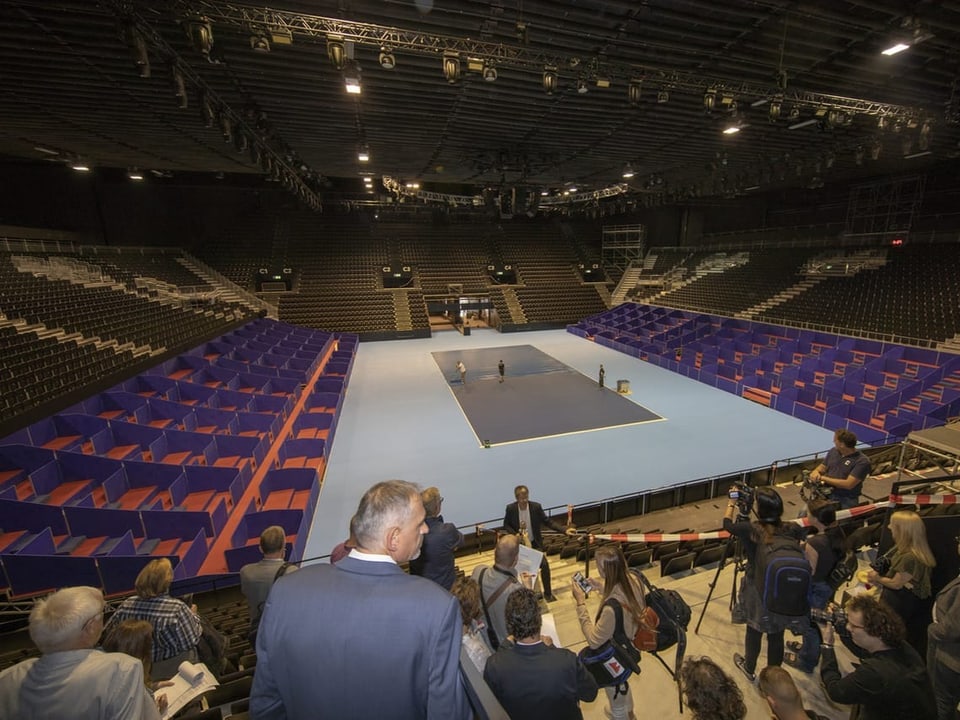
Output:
(503, 485), (576, 602)
(0, 585), (161, 720)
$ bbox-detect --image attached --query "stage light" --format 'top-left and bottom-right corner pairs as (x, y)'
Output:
(71, 159), (90, 172)
(577, 78), (588, 94)
(542, 66), (558, 95)
(722, 124), (740, 135)
(250, 33), (270, 53)
(657, 89), (669, 103)
(358, 145), (370, 162)
(482, 64), (497, 82)
(442, 52), (460, 83)
(628, 79), (642, 106)
(327, 36), (346, 69)
(128, 167), (144, 181)
(199, 91), (215, 127)
(622, 164), (635, 179)
(123, 23), (151, 78)
(882, 42), (910, 56)
(768, 98), (782, 121)
(171, 67), (188, 109)
(379, 49), (396, 69)
(220, 114), (233, 143)
(183, 17), (214, 58)
(703, 88), (716, 111)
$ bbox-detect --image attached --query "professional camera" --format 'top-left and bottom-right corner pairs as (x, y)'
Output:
(728, 483), (755, 519)
(870, 554), (891, 576)
(798, 469), (832, 502)
(810, 605), (848, 630)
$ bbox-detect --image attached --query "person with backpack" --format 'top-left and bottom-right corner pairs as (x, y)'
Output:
(723, 486), (810, 682)
(785, 499), (845, 673)
(571, 545), (646, 720)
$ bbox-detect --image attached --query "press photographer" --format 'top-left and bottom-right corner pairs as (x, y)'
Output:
(818, 595), (935, 720)
(723, 485), (810, 682)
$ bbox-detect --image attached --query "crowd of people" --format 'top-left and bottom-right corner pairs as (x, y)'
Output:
(0, 466), (957, 720)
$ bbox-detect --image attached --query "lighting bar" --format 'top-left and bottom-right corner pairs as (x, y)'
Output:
(722, 125), (740, 135)
(881, 42), (910, 56)
(903, 150), (932, 159)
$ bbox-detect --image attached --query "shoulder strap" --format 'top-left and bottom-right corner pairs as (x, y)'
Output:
(273, 562), (294, 583)
(602, 598), (628, 640)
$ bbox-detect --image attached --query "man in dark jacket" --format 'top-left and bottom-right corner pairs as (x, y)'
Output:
(409, 486), (463, 590)
(503, 485), (574, 602)
(484, 588), (597, 720)
(819, 595), (935, 720)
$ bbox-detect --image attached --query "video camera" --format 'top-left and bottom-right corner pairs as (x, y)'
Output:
(798, 469), (833, 502)
(728, 483), (755, 519)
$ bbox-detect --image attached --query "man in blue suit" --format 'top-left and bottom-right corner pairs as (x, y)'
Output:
(250, 480), (469, 720)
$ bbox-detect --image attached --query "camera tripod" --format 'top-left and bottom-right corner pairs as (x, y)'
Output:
(694, 513), (749, 635)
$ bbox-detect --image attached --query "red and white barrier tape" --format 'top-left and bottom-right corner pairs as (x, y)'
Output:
(588, 492), (955, 544)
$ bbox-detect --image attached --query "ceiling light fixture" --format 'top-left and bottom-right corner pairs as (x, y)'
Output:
(327, 35), (346, 69)
(881, 42), (910, 56)
(703, 88), (716, 111)
(577, 78), (588, 94)
(71, 159), (90, 172)
(123, 23), (151, 78)
(622, 164), (635, 179)
(250, 33), (270, 53)
(628, 79), (642, 106)
(183, 16), (214, 59)
(768, 97), (782, 121)
(379, 49), (396, 69)
(358, 145), (370, 162)
(722, 124), (741, 135)
(543, 66), (558, 95)
(482, 64), (497, 82)
(343, 61), (362, 94)
(657, 89), (669, 104)
(128, 167), (144, 181)
(442, 52), (460, 83)
(171, 67), (188, 109)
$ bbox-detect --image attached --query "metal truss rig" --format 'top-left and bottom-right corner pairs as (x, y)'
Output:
(166, 0), (929, 123)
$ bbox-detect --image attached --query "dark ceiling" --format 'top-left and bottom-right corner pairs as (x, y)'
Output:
(1, 0), (959, 210)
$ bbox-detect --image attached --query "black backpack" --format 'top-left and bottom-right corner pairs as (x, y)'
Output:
(754, 534), (811, 616)
(633, 570), (691, 713)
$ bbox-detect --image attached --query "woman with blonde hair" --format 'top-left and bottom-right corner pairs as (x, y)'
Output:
(103, 558), (202, 680)
(571, 545), (646, 720)
(867, 510), (936, 653)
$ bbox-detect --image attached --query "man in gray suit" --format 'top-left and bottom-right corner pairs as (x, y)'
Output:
(240, 525), (296, 623)
(250, 480), (469, 720)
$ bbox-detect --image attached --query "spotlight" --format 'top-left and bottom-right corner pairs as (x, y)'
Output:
(250, 33), (270, 53)
(220, 114), (233, 143)
(622, 164), (635, 179)
(379, 49), (396, 69)
(183, 17), (214, 58)
(198, 91), (215, 127)
(358, 145), (370, 162)
(127, 167), (144, 181)
(628, 79), (642, 106)
(722, 123), (741, 135)
(482, 64), (497, 82)
(442, 52), (460, 83)
(123, 24), (151, 78)
(657, 89), (669, 103)
(881, 42), (910, 56)
(577, 78), (588, 94)
(171, 67), (188, 109)
(703, 88), (716, 112)
(542, 66), (558, 95)
(327, 36), (346, 70)
(768, 97), (782, 121)
(870, 139), (882, 160)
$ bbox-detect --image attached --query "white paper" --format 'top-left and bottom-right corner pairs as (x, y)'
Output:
(540, 612), (563, 648)
(159, 661), (219, 720)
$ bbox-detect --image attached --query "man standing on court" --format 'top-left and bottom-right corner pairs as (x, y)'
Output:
(503, 485), (574, 602)
(250, 480), (469, 720)
(498, 359), (505, 383)
(456, 360), (467, 385)
(598, 364), (605, 389)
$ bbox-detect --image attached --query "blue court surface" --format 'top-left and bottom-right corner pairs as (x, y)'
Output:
(432, 345), (662, 445)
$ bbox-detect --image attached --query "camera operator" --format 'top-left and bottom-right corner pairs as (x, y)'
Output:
(785, 499), (845, 673)
(723, 486), (808, 682)
(818, 595), (935, 720)
(808, 429), (871, 510)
